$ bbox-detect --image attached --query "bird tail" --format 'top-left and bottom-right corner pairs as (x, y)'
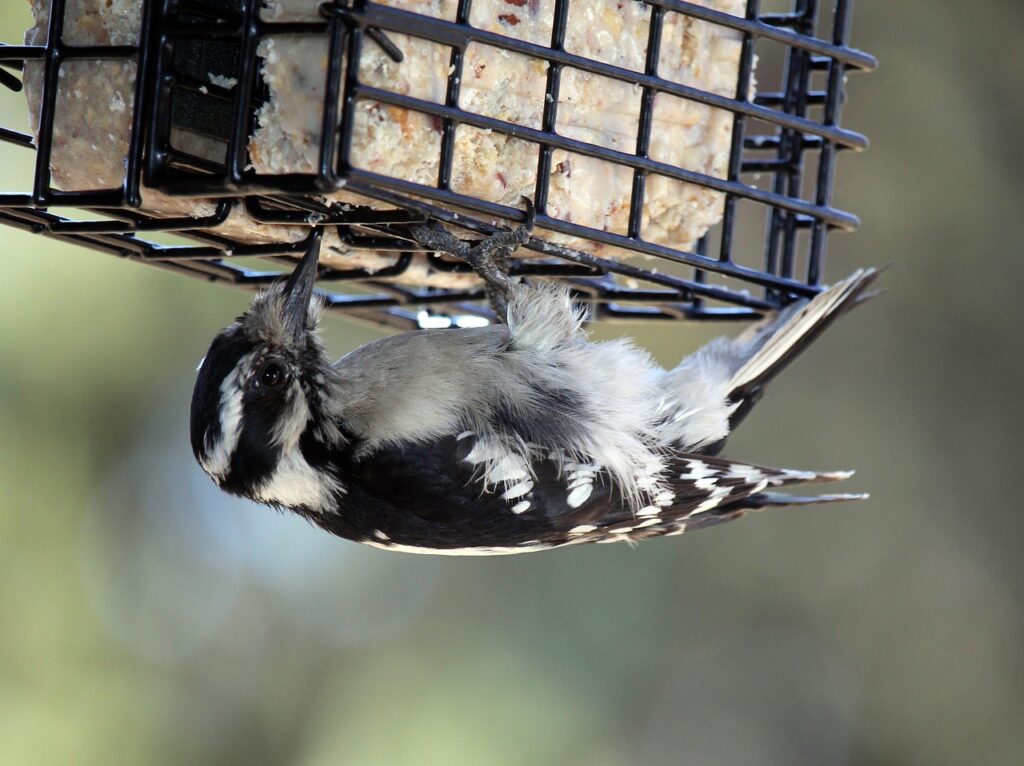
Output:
(682, 487), (868, 531)
(592, 457), (866, 544)
(659, 268), (879, 452)
(664, 454), (863, 512)
(723, 268), (880, 427)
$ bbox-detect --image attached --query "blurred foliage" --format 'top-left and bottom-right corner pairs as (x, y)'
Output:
(2, 2), (1024, 765)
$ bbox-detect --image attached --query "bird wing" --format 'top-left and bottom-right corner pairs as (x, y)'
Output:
(316, 434), (862, 555)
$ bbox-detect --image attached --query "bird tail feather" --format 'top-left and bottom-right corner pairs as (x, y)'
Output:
(662, 454), (864, 522)
(678, 490), (867, 533)
(568, 456), (865, 546)
(659, 269), (879, 453)
(727, 268), (880, 406)
(661, 457), (866, 534)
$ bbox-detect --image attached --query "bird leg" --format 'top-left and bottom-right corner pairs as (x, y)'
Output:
(410, 200), (535, 318)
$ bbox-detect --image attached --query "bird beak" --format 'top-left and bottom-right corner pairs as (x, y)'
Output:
(281, 229), (322, 342)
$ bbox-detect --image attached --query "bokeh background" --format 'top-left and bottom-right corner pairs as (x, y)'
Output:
(2, 2), (1023, 765)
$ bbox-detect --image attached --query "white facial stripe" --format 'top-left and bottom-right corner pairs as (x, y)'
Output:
(201, 358), (253, 480)
(270, 380), (311, 450)
(201, 350), (322, 497)
(254, 448), (343, 513)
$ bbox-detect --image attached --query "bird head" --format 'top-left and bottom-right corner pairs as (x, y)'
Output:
(190, 233), (344, 509)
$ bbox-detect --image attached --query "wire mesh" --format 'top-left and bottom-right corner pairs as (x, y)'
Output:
(0, 0), (875, 330)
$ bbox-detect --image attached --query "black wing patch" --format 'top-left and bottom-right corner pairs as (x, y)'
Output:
(316, 434), (858, 554)
(316, 433), (619, 553)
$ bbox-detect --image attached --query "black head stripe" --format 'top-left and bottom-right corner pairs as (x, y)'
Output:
(190, 328), (256, 461)
(220, 375), (307, 496)
(219, 394), (285, 496)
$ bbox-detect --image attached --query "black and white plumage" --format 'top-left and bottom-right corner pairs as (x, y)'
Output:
(190, 235), (877, 555)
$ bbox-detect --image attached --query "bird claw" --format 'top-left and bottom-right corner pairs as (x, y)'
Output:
(409, 199), (536, 319)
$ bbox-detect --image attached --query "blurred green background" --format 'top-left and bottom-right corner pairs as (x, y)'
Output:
(2, 2), (1023, 765)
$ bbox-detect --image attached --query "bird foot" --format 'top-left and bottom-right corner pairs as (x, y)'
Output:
(410, 199), (535, 318)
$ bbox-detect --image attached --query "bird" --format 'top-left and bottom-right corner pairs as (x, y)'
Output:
(190, 223), (877, 555)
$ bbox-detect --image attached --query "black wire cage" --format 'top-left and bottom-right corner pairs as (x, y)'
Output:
(0, 0), (875, 330)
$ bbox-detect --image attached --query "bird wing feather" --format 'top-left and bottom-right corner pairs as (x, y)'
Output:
(315, 434), (860, 554)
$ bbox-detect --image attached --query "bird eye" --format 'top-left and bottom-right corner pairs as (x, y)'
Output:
(259, 361), (285, 388)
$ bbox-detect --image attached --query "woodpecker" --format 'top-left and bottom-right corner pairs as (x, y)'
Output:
(190, 225), (876, 555)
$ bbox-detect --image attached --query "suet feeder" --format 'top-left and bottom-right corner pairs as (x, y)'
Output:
(0, 0), (875, 330)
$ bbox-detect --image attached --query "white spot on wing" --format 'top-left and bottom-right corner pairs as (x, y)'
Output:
(464, 439), (503, 465)
(697, 479), (719, 493)
(566, 482), (594, 508)
(691, 486), (731, 515)
(489, 455), (529, 483)
(635, 474), (660, 491)
(680, 459), (716, 481)
(461, 437), (537, 509)
(726, 464), (766, 483)
(502, 481), (533, 500)
(634, 457), (667, 494)
(654, 490), (675, 507)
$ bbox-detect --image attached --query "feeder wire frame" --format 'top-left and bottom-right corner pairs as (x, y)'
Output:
(0, 0), (876, 331)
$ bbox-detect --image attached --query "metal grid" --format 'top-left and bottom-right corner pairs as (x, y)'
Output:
(0, 0), (875, 330)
